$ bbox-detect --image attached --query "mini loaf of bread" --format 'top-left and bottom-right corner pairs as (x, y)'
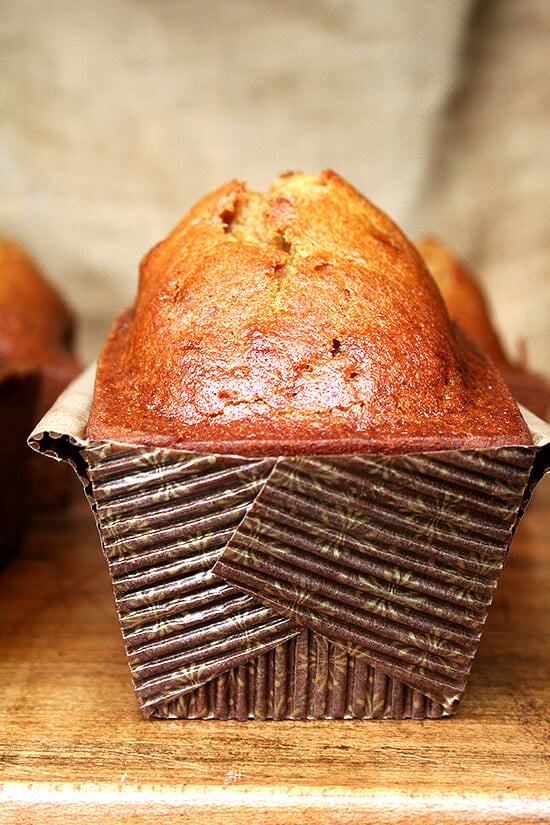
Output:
(87, 170), (530, 454)
(417, 236), (550, 421)
(0, 238), (80, 507)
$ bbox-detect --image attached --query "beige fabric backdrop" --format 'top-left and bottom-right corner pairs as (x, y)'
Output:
(1, 0), (548, 375)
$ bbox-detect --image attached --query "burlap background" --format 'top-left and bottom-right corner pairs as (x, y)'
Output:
(1, 0), (548, 376)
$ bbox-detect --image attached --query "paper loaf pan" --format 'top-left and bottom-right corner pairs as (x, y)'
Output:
(30, 366), (550, 720)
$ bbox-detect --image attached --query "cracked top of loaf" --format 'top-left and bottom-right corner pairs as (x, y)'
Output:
(87, 170), (530, 454)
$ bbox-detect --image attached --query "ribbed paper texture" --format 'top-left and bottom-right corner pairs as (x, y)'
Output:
(84, 443), (299, 714)
(154, 630), (445, 720)
(214, 449), (533, 709)
(81, 438), (534, 718)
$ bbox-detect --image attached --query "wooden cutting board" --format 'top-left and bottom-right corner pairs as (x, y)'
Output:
(1, 476), (549, 824)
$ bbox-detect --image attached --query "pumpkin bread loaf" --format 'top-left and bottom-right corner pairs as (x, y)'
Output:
(87, 171), (530, 454)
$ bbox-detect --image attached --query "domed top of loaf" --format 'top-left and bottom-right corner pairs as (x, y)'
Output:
(87, 170), (529, 454)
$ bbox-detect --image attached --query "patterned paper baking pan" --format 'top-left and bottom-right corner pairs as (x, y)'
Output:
(29, 367), (550, 719)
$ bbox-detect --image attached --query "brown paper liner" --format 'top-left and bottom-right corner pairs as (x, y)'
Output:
(83, 442), (299, 714)
(29, 360), (81, 508)
(213, 449), (533, 709)
(73, 437), (535, 717)
(28, 369), (550, 719)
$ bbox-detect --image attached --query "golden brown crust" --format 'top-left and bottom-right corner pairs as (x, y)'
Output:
(88, 171), (530, 453)
(417, 235), (550, 420)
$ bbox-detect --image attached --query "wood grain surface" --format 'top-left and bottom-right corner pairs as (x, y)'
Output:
(0, 475), (549, 824)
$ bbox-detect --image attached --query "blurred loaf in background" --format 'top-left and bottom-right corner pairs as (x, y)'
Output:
(0, 239), (80, 563)
(418, 236), (550, 421)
